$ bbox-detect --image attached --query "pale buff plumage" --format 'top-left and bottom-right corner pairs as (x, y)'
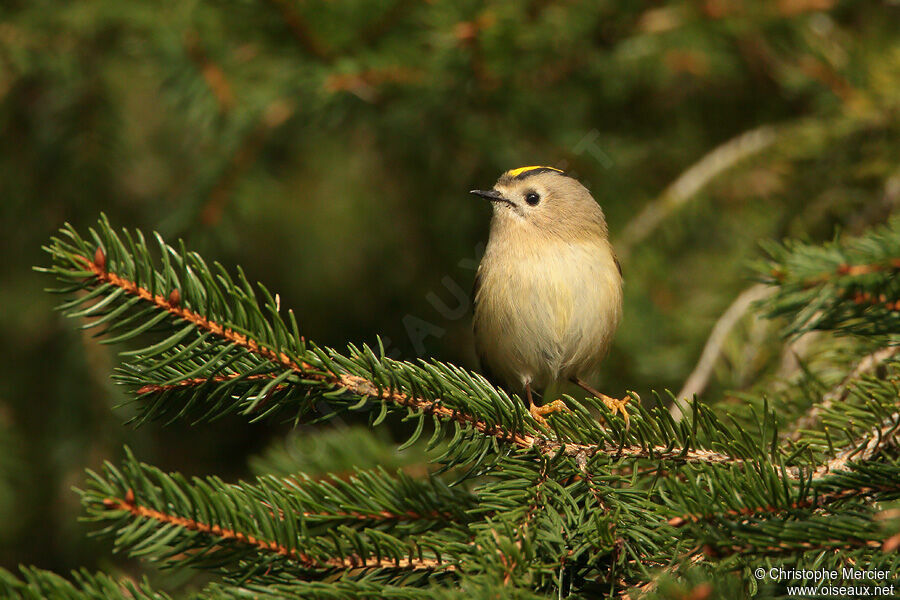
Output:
(471, 167), (627, 425)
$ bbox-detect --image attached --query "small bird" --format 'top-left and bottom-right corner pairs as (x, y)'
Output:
(471, 166), (630, 427)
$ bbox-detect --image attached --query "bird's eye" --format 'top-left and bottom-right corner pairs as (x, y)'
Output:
(525, 191), (541, 206)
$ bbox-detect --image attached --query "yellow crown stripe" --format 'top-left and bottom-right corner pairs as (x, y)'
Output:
(505, 165), (564, 178)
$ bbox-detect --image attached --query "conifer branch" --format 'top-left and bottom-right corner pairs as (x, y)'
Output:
(37, 217), (900, 595)
(0, 567), (170, 600)
(785, 346), (899, 440)
(776, 415), (899, 482)
(46, 216), (900, 516)
(211, 576), (546, 600)
(706, 537), (886, 558)
(809, 412), (900, 477)
(102, 490), (450, 571)
(82, 450), (474, 581)
(770, 258), (900, 286)
(68, 247), (537, 448)
(135, 372), (284, 395)
(757, 218), (900, 336)
(103, 489), (319, 566)
(75, 251), (307, 371)
(668, 480), (900, 528)
(849, 290), (900, 313)
(49, 225), (759, 468)
(265, 499), (459, 524)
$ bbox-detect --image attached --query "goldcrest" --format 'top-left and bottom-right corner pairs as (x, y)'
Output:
(471, 166), (629, 426)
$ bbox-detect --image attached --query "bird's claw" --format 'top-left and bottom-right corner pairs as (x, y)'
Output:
(529, 399), (569, 428)
(599, 393), (631, 428)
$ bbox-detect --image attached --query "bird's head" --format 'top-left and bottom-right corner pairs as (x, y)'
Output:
(471, 166), (607, 241)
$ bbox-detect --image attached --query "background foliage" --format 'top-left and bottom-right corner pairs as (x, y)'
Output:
(1, 0), (899, 594)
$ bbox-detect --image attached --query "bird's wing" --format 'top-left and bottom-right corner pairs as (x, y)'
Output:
(471, 268), (497, 383)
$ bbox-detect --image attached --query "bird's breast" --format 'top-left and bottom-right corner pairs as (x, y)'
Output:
(474, 236), (622, 389)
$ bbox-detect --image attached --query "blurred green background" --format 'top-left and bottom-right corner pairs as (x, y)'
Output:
(1, 0), (899, 582)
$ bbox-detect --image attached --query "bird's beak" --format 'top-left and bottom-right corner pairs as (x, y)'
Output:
(470, 189), (505, 202)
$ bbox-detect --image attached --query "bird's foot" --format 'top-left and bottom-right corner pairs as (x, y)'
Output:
(529, 399), (569, 428)
(597, 393), (631, 428)
(570, 377), (633, 428)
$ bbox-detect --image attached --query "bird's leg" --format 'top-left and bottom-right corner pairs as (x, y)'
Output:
(527, 382), (569, 427)
(571, 377), (631, 428)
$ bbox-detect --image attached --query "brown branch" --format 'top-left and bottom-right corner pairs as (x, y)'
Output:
(837, 260), (900, 276)
(136, 373), (284, 395)
(81, 251), (306, 371)
(102, 489), (451, 571)
(77, 251), (538, 447)
(668, 481), (900, 528)
(775, 413), (899, 481)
